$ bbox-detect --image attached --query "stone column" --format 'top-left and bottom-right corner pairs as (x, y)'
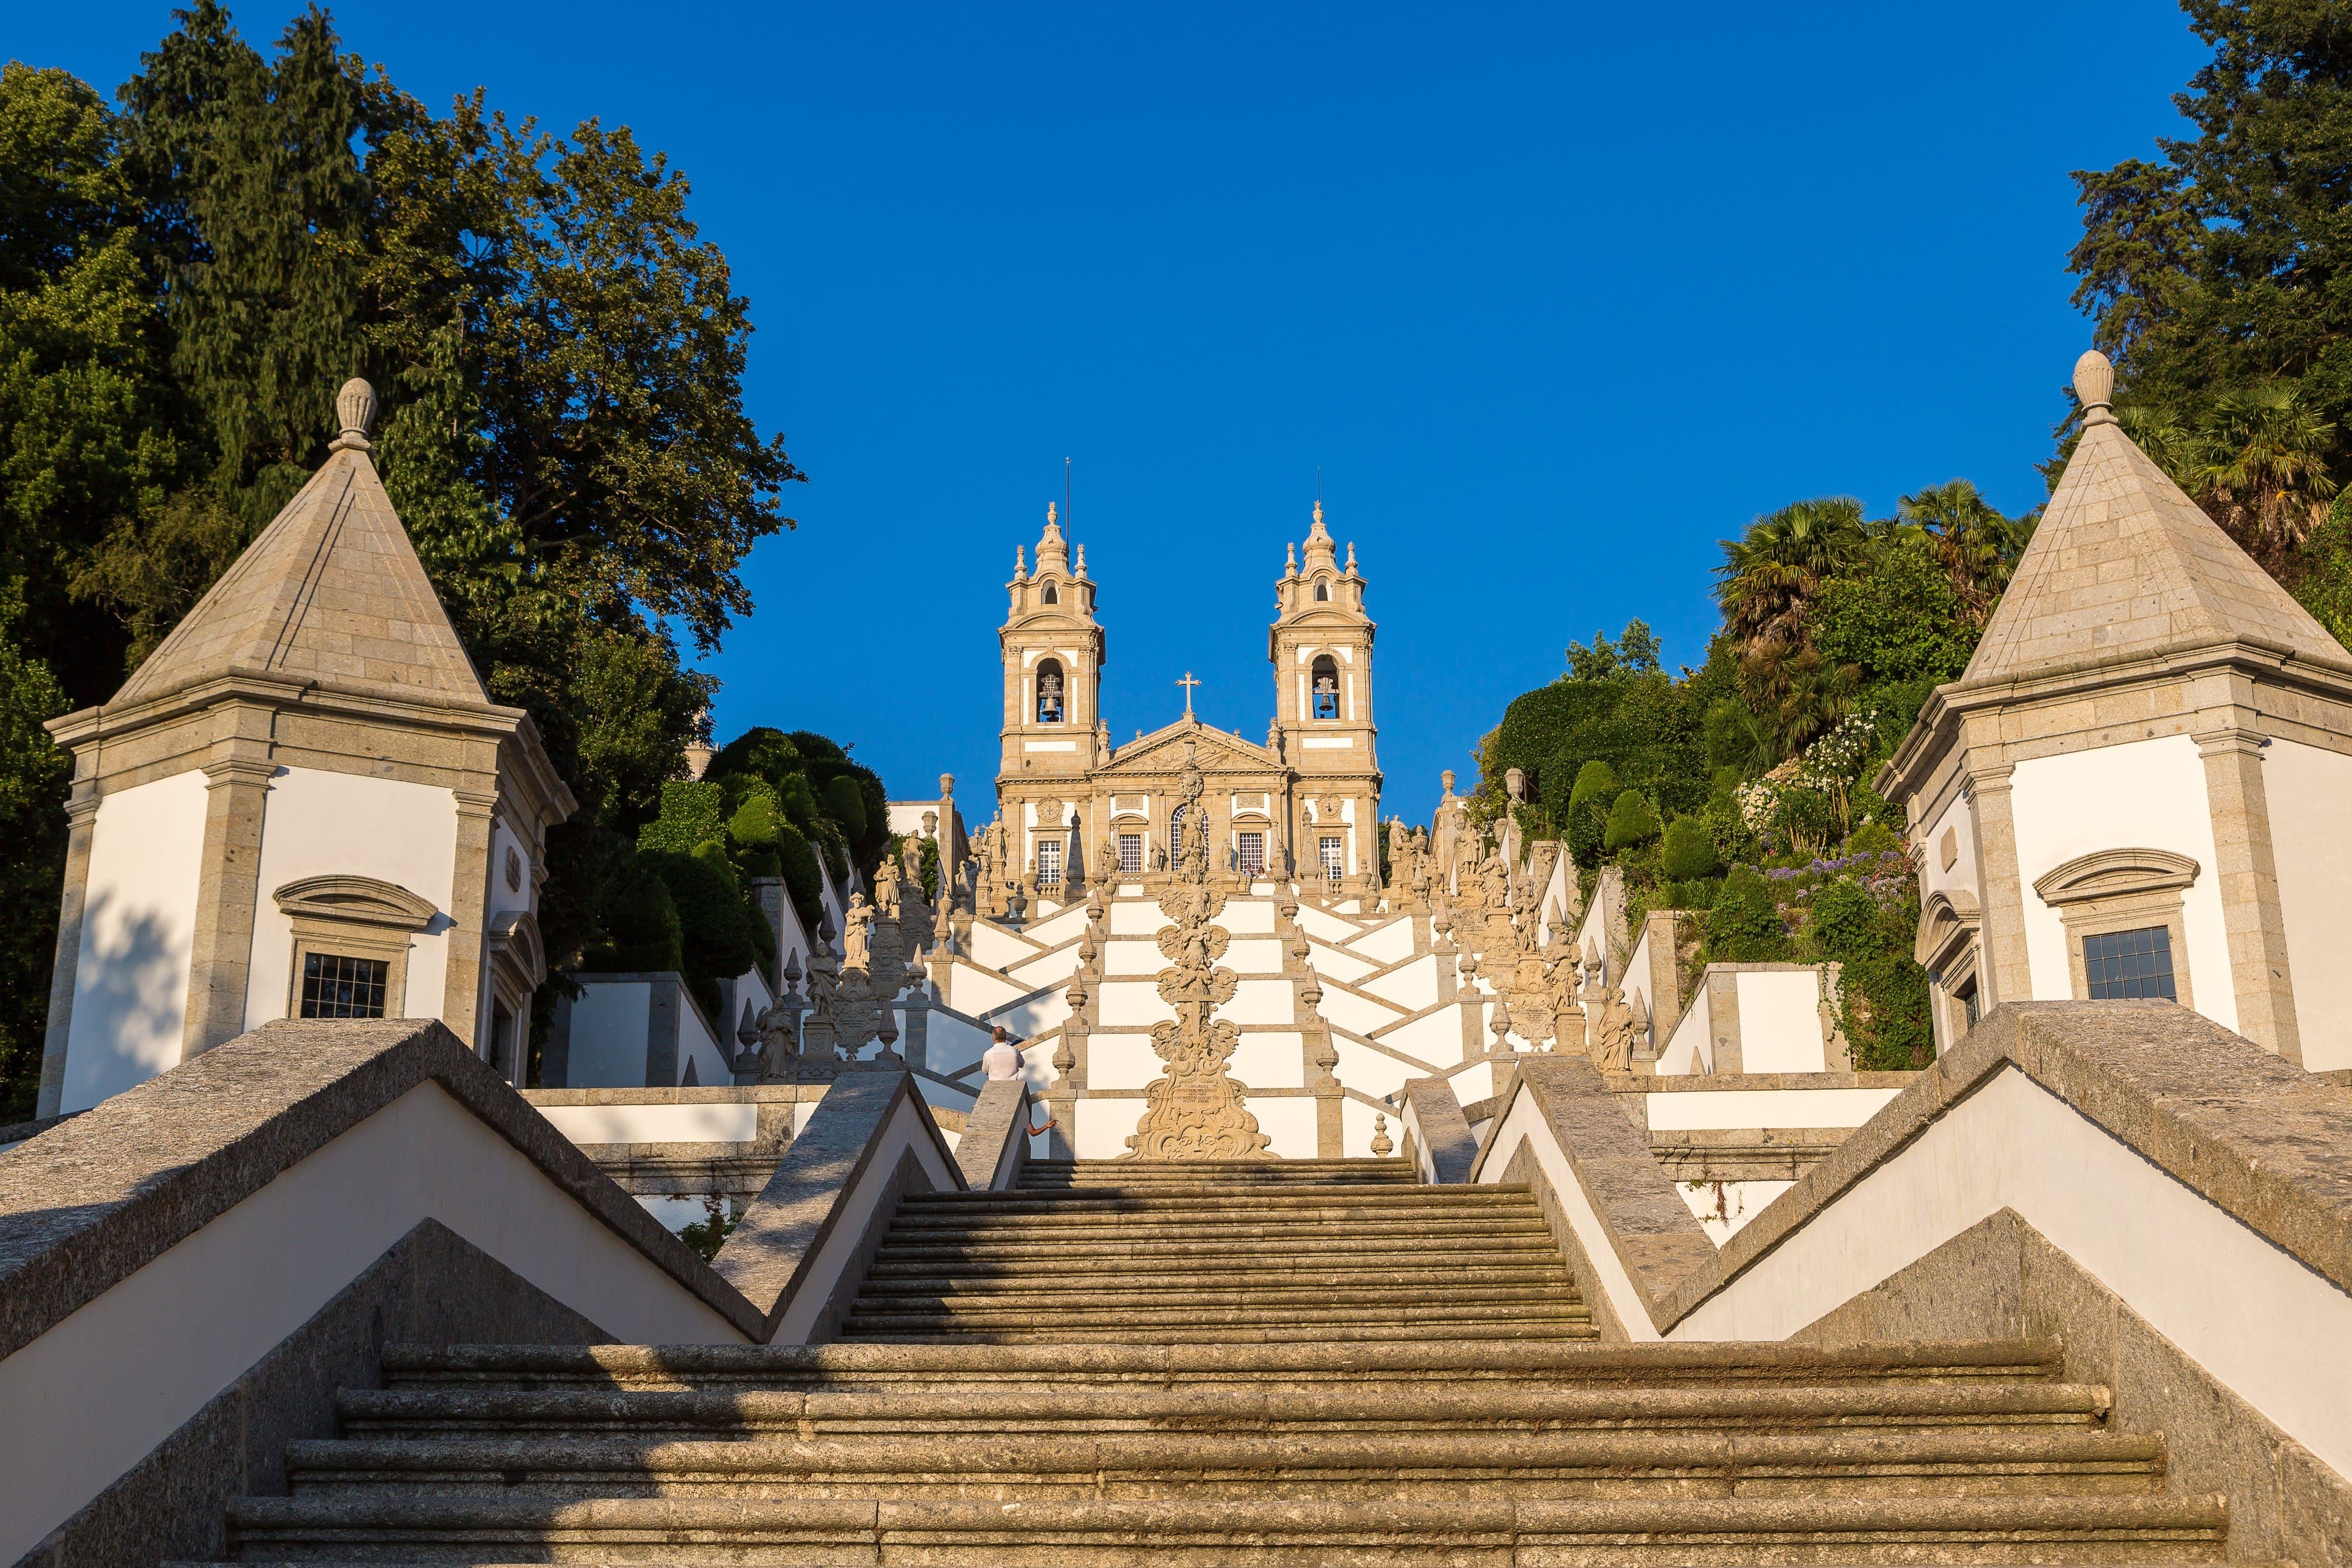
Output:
(2196, 727), (2303, 1063)
(1963, 761), (2032, 1007)
(36, 790), (103, 1116)
(182, 755), (277, 1056)
(441, 787), (500, 1055)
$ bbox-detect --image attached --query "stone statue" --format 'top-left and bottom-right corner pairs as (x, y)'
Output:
(1151, 843), (1168, 872)
(1432, 770), (1464, 885)
(842, 892), (874, 970)
(871, 857), (901, 920)
(1591, 986), (1638, 1073)
(902, 832), (924, 885)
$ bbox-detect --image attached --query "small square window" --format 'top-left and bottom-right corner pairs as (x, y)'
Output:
(1118, 833), (1142, 875)
(2083, 926), (2177, 1001)
(1319, 834), (1344, 880)
(302, 952), (388, 1019)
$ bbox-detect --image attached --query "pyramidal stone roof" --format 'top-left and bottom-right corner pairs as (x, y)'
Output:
(112, 380), (491, 711)
(1959, 350), (2352, 688)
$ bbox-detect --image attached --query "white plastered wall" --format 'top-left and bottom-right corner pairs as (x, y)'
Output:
(244, 767), (459, 1031)
(61, 770), (212, 1113)
(1734, 969), (1829, 1073)
(1917, 788), (1981, 910)
(0, 1081), (746, 1565)
(2009, 736), (2232, 1030)
(2261, 737), (2352, 1072)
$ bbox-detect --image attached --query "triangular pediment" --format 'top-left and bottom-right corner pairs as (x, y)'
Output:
(1102, 718), (1278, 775)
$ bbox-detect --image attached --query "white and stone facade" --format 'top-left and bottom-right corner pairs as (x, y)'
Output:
(36, 381), (574, 1114)
(1881, 351), (2352, 1071)
(982, 502), (1383, 909)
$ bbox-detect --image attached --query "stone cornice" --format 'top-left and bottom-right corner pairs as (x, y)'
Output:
(46, 667), (528, 752)
(1876, 633), (2352, 803)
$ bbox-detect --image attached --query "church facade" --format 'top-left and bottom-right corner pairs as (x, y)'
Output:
(982, 503), (1382, 907)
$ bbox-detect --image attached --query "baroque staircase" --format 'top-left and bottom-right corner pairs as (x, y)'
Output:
(176, 1159), (2244, 1565)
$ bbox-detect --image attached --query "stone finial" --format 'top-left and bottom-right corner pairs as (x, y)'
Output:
(1285, 541), (1299, 577)
(1370, 1112), (1393, 1158)
(1075, 542), (1087, 579)
(1505, 766), (1526, 803)
(2074, 349), (2116, 426)
(330, 377), (377, 452)
(1014, 543), (1027, 581)
(939, 773), (955, 796)
(1440, 768), (1457, 798)
(1345, 541), (1357, 572)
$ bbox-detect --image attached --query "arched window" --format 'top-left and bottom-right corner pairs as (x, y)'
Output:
(1036, 659), (1065, 724)
(1042, 583), (1059, 604)
(1314, 579), (1331, 602)
(1311, 655), (1340, 720)
(1168, 803), (1186, 862)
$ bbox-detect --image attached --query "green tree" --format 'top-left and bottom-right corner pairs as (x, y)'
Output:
(1806, 876), (1933, 1070)
(0, 62), (181, 697)
(1659, 814), (1718, 879)
(0, 582), (70, 1121)
(1602, 789), (1661, 851)
(1714, 497), (1869, 652)
(1565, 759), (1619, 866)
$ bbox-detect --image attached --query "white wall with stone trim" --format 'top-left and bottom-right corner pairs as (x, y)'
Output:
(2260, 736), (2352, 1071)
(241, 767), (459, 1033)
(60, 770), (212, 1113)
(2009, 735), (2231, 1027)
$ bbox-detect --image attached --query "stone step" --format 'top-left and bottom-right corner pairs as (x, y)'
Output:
(1020, 1158), (1414, 1179)
(215, 1490), (2229, 1564)
(870, 1215), (1557, 1245)
(908, 1184), (1531, 1208)
(838, 1320), (1603, 1344)
(337, 1379), (2120, 1440)
(847, 1282), (1584, 1312)
(279, 1427), (2168, 1502)
(376, 1337), (2073, 1391)
(862, 1236), (1568, 1267)
(856, 1265), (1575, 1294)
(841, 1291), (1594, 1321)
(894, 1189), (1542, 1217)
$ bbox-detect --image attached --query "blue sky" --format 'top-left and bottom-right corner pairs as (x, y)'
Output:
(21, 3), (2210, 824)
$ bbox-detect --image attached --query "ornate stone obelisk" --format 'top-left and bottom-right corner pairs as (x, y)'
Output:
(1125, 745), (1271, 1159)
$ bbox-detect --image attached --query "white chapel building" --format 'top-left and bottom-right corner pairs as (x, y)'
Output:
(1883, 350), (2352, 1071)
(34, 380), (573, 1116)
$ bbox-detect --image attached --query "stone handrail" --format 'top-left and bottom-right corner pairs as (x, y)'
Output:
(954, 1077), (1033, 1190)
(1464, 1055), (1717, 1341)
(0, 1018), (763, 1568)
(711, 1068), (962, 1343)
(1443, 1002), (2352, 1564)
(1396, 1076), (1477, 1184)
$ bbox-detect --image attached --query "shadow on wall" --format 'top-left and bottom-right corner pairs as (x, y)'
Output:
(59, 894), (190, 1110)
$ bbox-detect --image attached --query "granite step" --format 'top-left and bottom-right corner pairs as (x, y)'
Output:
(854, 1265), (1574, 1294)
(209, 1490), (2231, 1564)
(277, 1426), (2169, 1502)
(336, 1378), (2120, 1440)
(375, 1337), (2075, 1391)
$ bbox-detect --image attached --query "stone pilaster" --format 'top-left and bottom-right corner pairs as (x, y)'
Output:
(182, 755), (276, 1056)
(2195, 727), (2303, 1063)
(36, 790), (102, 1116)
(1963, 762), (2031, 1007)
(441, 788), (499, 1054)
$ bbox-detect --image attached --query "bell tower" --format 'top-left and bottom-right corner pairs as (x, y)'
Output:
(1270, 502), (1381, 884)
(998, 501), (1107, 800)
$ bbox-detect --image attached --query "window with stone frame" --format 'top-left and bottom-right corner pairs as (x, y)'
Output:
(301, 952), (389, 1019)
(1118, 832), (1143, 874)
(1037, 838), (1063, 889)
(1311, 655), (1340, 719)
(2083, 926), (2177, 1000)
(1168, 805), (1186, 861)
(1237, 831), (1265, 878)
(1319, 833), (1344, 880)
(1036, 659), (1065, 724)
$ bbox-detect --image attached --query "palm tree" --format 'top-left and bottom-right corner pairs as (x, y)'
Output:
(2188, 380), (2338, 574)
(1714, 497), (1870, 649)
(1896, 479), (2038, 627)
